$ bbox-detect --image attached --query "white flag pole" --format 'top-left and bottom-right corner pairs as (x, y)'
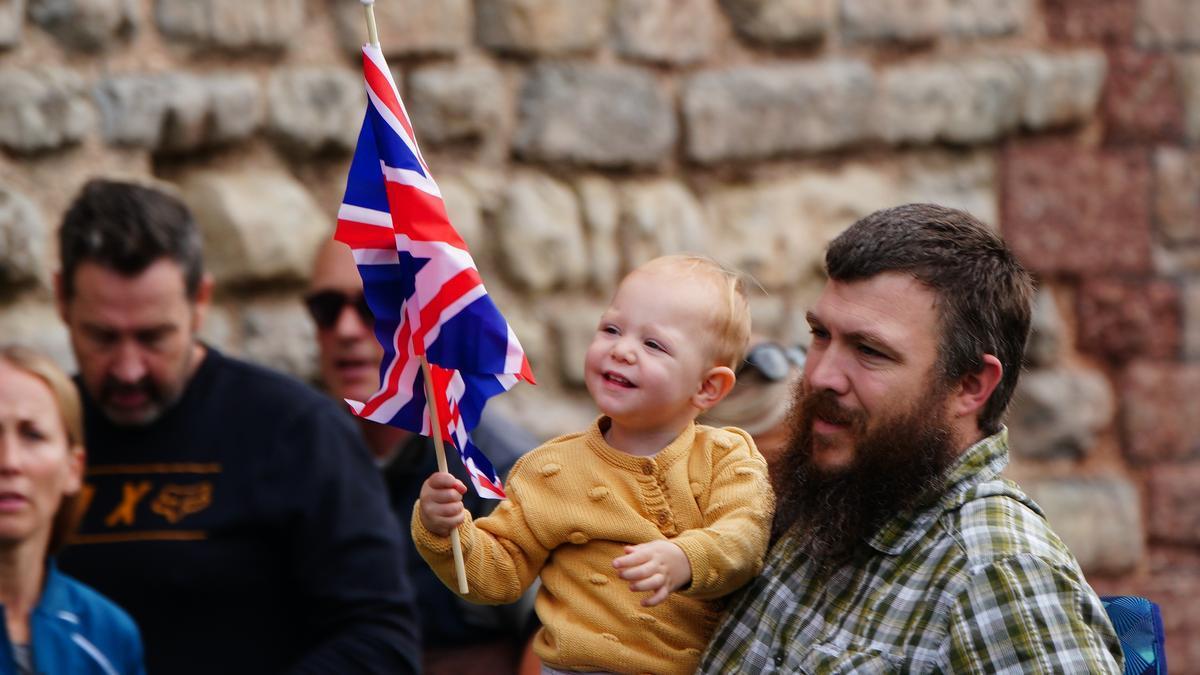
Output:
(360, 0), (380, 48)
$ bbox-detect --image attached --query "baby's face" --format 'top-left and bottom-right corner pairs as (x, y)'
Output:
(584, 270), (716, 436)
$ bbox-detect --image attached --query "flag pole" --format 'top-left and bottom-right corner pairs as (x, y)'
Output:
(361, 0), (380, 47)
(420, 356), (470, 594)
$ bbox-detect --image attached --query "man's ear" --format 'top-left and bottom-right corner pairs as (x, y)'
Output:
(693, 365), (737, 412)
(191, 273), (214, 332)
(951, 354), (1003, 421)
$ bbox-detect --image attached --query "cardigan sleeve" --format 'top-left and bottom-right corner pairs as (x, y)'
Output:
(411, 460), (551, 606)
(670, 428), (774, 600)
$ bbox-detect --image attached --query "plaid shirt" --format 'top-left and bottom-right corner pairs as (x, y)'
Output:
(698, 429), (1124, 674)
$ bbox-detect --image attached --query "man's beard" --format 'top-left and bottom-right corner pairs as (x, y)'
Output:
(772, 377), (958, 566)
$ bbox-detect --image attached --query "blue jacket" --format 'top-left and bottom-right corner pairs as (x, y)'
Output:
(0, 562), (144, 675)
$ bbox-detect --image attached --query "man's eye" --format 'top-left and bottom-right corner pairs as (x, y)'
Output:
(808, 327), (830, 341)
(858, 344), (886, 358)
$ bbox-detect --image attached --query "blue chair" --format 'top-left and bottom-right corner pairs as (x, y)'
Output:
(1101, 596), (1167, 675)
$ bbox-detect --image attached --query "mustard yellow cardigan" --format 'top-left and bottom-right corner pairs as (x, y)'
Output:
(412, 418), (774, 674)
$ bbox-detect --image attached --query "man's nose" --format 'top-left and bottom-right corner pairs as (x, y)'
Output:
(804, 347), (849, 395)
(111, 341), (148, 383)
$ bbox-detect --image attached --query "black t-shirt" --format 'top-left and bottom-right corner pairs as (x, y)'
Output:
(59, 348), (420, 675)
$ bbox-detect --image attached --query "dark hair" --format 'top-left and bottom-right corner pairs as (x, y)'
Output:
(825, 203), (1034, 435)
(59, 179), (204, 300)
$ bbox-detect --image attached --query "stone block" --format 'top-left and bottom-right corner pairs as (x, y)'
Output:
(95, 73), (262, 152)
(240, 298), (318, 382)
(718, 0), (832, 45)
(0, 297), (74, 371)
(266, 68), (363, 156)
(494, 173), (588, 292)
(1154, 147), (1200, 245)
(1014, 50), (1106, 131)
(1077, 278), (1180, 364)
(1147, 462), (1200, 545)
(332, 0), (468, 58)
(1043, 0), (1135, 44)
(873, 58), (1022, 145)
(176, 170), (329, 286)
(408, 62), (506, 146)
(1024, 287), (1065, 368)
(28, 0), (136, 51)
(944, 0), (1027, 37)
(613, 0), (716, 65)
(1021, 477), (1142, 575)
(550, 302), (606, 386)
(1120, 362), (1200, 464)
(196, 303), (237, 354)
(683, 61), (874, 164)
(1136, 0), (1200, 49)
(515, 63), (676, 169)
(1185, 280), (1200, 361)
(1102, 48), (1184, 144)
(155, 0), (303, 51)
(437, 176), (486, 260)
(1180, 55), (1200, 143)
(617, 180), (708, 273)
(0, 67), (92, 154)
(476, 0), (608, 56)
(1001, 142), (1152, 275)
(1007, 368), (1114, 461)
(840, 0), (946, 44)
(894, 150), (999, 226)
(0, 187), (46, 289)
(0, 0), (23, 48)
(575, 176), (621, 292)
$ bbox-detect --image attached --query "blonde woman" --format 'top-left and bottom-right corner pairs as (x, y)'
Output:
(0, 345), (144, 675)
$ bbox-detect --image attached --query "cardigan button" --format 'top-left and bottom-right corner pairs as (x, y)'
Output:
(641, 462), (654, 475)
(657, 512), (669, 524)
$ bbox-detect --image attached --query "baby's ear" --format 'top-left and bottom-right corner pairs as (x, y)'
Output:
(692, 366), (736, 412)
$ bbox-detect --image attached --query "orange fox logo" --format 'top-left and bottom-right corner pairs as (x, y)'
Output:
(150, 483), (213, 524)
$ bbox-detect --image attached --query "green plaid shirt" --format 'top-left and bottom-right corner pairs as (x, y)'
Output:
(699, 429), (1124, 674)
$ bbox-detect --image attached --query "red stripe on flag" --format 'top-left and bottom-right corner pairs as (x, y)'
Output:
(362, 52), (416, 148)
(359, 319), (414, 419)
(412, 268), (483, 351)
(384, 181), (468, 250)
(336, 218), (396, 250)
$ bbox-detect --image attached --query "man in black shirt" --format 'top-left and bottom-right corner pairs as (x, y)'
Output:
(55, 179), (421, 674)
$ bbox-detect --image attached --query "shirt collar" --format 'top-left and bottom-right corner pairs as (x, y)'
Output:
(865, 427), (1012, 556)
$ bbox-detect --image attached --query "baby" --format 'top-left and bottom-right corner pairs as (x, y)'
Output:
(413, 255), (774, 674)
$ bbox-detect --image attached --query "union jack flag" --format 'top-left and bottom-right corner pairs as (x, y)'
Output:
(334, 44), (535, 499)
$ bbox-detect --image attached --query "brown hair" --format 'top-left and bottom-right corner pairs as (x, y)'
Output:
(632, 255), (752, 370)
(824, 203), (1034, 435)
(0, 345), (85, 556)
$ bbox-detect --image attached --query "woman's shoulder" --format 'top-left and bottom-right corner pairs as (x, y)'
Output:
(45, 568), (141, 640)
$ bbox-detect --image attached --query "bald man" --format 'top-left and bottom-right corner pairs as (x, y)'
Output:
(305, 239), (539, 675)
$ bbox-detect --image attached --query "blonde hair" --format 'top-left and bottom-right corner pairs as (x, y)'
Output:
(631, 255), (751, 369)
(0, 345), (85, 556)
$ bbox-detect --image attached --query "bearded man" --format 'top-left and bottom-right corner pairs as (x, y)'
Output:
(699, 204), (1123, 673)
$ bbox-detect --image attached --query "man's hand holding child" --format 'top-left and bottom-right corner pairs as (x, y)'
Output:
(613, 541), (693, 607)
(419, 472), (468, 537)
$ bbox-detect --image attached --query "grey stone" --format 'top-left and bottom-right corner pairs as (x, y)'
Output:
(197, 303), (237, 354)
(0, 187), (46, 291)
(408, 62), (506, 146)
(550, 302), (606, 386)
(893, 150), (998, 227)
(841, 0), (947, 44)
(1186, 280), (1200, 361)
(0, 297), (74, 371)
(944, 0), (1027, 37)
(476, 0), (608, 56)
(0, 0), (25, 48)
(95, 73), (262, 152)
(1007, 368), (1114, 460)
(1180, 56), (1200, 143)
(332, 0), (468, 58)
(617, 180), (708, 272)
(0, 67), (92, 154)
(1022, 477), (1142, 575)
(155, 0), (302, 51)
(1025, 287), (1066, 368)
(1136, 0), (1200, 49)
(1153, 147), (1200, 245)
(438, 176), (487, 260)
(684, 61), (874, 164)
(575, 176), (620, 292)
(613, 0), (716, 65)
(494, 173), (588, 292)
(515, 63), (676, 169)
(28, 0), (136, 51)
(240, 298), (318, 381)
(719, 0), (832, 45)
(1015, 50), (1106, 131)
(266, 68), (363, 156)
(177, 170), (330, 286)
(873, 58), (1022, 145)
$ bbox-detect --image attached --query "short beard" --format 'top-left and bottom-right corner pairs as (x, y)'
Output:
(772, 377), (958, 568)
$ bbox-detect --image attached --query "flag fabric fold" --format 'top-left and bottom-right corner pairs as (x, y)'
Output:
(335, 44), (534, 500)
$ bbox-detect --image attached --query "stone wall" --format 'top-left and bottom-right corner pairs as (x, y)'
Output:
(0, 0), (1196, 665)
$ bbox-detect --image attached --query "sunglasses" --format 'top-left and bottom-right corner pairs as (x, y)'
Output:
(738, 342), (806, 382)
(304, 290), (374, 330)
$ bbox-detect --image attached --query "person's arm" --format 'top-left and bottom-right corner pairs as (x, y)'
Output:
(272, 403), (421, 675)
(412, 459), (550, 606)
(668, 428), (774, 600)
(943, 554), (1125, 673)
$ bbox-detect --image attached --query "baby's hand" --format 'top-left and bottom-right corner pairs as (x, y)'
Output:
(612, 540), (693, 607)
(418, 472), (467, 538)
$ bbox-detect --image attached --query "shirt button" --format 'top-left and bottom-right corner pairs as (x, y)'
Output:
(641, 463), (654, 475)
